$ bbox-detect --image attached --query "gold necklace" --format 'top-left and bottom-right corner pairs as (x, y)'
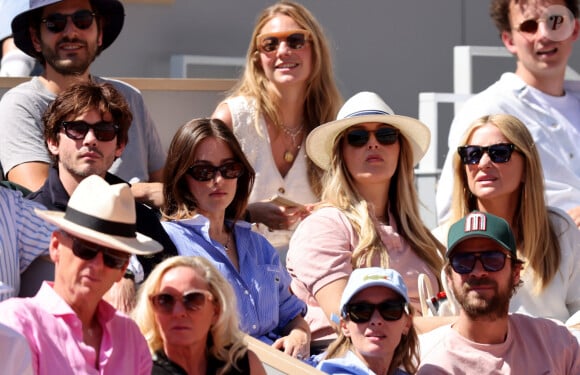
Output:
(280, 124), (304, 163)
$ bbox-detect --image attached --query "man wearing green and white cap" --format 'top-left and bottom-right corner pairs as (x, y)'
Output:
(418, 211), (580, 374)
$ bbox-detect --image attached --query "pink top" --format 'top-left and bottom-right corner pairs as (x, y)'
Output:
(286, 207), (439, 340)
(418, 314), (580, 374)
(0, 282), (151, 375)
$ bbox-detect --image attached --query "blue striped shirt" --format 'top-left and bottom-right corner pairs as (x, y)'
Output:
(162, 215), (306, 344)
(0, 188), (53, 300)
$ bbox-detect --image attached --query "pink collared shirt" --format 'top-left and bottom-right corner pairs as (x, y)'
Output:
(0, 282), (152, 375)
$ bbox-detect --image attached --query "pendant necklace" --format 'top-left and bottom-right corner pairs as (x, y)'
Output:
(281, 123), (304, 163)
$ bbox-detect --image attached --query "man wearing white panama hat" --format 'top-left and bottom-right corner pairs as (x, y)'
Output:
(0, 0), (165, 203)
(0, 175), (162, 374)
(287, 91), (445, 348)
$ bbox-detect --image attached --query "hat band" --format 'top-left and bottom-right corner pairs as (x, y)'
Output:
(344, 109), (391, 118)
(64, 207), (137, 238)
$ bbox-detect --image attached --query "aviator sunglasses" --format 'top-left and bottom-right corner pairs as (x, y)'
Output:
(450, 250), (508, 274)
(187, 161), (244, 181)
(343, 300), (408, 323)
(457, 143), (516, 165)
(41, 10), (96, 33)
(60, 121), (119, 142)
(150, 290), (213, 314)
(346, 127), (399, 148)
(257, 29), (311, 54)
(62, 232), (130, 269)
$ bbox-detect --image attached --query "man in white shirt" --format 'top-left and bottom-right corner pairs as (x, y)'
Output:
(418, 211), (580, 374)
(436, 0), (580, 227)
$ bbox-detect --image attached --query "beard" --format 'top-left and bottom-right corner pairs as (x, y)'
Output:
(41, 37), (98, 76)
(452, 276), (512, 320)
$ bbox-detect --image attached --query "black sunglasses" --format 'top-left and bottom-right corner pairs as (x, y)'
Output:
(345, 127), (399, 148)
(62, 232), (130, 269)
(150, 290), (213, 314)
(60, 121), (119, 142)
(41, 10), (96, 33)
(450, 250), (508, 274)
(257, 30), (311, 53)
(344, 300), (407, 323)
(187, 161), (244, 181)
(457, 143), (516, 165)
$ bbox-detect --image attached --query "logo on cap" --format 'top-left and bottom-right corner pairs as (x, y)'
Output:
(364, 274), (390, 281)
(464, 212), (487, 232)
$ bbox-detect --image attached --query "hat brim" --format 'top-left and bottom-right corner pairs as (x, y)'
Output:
(306, 114), (431, 169)
(35, 209), (163, 256)
(446, 233), (513, 258)
(12, 0), (124, 58)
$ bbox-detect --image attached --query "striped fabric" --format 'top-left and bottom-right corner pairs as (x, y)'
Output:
(0, 188), (53, 300)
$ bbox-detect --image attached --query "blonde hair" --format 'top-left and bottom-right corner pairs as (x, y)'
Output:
(132, 256), (248, 374)
(324, 304), (419, 374)
(227, 1), (342, 196)
(450, 114), (562, 291)
(322, 131), (445, 283)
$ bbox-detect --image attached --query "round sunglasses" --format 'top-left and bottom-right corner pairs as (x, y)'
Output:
(457, 143), (516, 165)
(257, 29), (311, 54)
(60, 121), (119, 142)
(41, 10), (96, 34)
(186, 161), (244, 181)
(345, 127), (399, 148)
(150, 290), (213, 314)
(61, 231), (130, 269)
(343, 300), (408, 323)
(449, 250), (508, 274)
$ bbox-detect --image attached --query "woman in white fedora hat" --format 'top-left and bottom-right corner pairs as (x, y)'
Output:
(286, 91), (445, 348)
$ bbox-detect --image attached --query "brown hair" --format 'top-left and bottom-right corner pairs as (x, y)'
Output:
(161, 118), (255, 221)
(490, 0), (579, 33)
(42, 80), (132, 163)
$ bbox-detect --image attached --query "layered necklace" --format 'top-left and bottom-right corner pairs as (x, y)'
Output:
(281, 123), (305, 163)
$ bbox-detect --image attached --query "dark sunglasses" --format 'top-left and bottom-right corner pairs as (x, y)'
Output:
(41, 10), (96, 33)
(62, 231), (130, 269)
(187, 161), (244, 181)
(344, 300), (407, 323)
(150, 290), (213, 314)
(457, 143), (516, 165)
(257, 29), (311, 53)
(345, 127), (399, 148)
(60, 121), (119, 142)
(450, 250), (508, 274)
(516, 14), (567, 34)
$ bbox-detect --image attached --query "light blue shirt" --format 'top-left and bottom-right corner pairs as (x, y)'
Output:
(0, 188), (53, 300)
(162, 215), (306, 343)
(317, 350), (410, 375)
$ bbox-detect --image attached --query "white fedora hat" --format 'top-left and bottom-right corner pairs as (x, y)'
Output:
(306, 91), (431, 169)
(35, 175), (162, 255)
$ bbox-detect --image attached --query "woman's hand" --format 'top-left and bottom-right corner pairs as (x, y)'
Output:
(247, 201), (308, 230)
(272, 325), (310, 359)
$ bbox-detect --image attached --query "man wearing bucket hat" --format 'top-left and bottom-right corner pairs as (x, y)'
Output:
(418, 211), (580, 374)
(0, 175), (162, 374)
(316, 267), (419, 375)
(287, 91), (445, 349)
(0, 0), (165, 198)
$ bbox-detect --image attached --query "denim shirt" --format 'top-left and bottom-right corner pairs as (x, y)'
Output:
(162, 215), (306, 343)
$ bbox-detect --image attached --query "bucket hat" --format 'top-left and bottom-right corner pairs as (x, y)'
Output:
(306, 91), (431, 169)
(339, 267), (409, 317)
(12, 0), (124, 58)
(35, 175), (162, 256)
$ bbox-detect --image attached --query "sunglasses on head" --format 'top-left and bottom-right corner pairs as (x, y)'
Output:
(457, 143), (516, 165)
(150, 290), (213, 315)
(60, 121), (119, 142)
(450, 250), (509, 274)
(187, 161), (244, 181)
(345, 127), (399, 148)
(41, 10), (96, 34)
(257, 29), (311, 54)
(62, 231), (130, 269)
(343, 300), (408, 323)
